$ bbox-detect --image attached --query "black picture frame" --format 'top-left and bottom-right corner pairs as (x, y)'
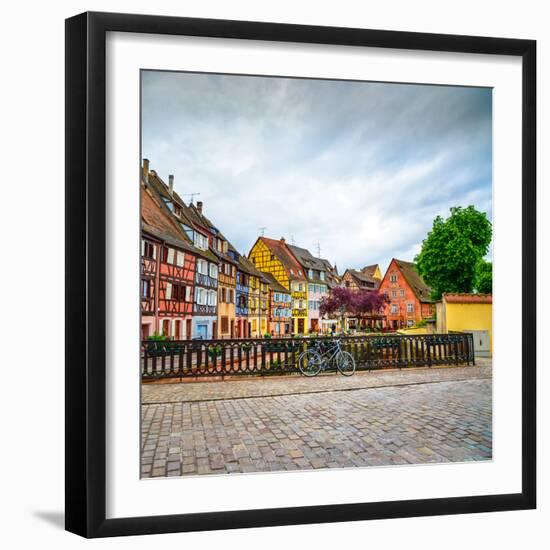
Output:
(65, 11), (536, 538)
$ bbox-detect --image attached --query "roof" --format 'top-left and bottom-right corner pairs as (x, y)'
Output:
(393, 259), (433, 303)
(345, 268), (380, 288)
(361, 264), (381, 279)
(142, 176), (218, 262)
(287, 244), (327, 272)
(141, 186), (196, 253)
(256, 237), (306, 280)
(443, 293), (492, 304)
(238, 255), (267, 280)
(261, 271), (290, 294)
(144, 167), (232, 264)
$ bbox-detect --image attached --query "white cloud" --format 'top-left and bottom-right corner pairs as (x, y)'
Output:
(142, 71), (492, 272)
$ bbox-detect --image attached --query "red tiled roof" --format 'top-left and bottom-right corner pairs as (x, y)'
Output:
(141, 186), (195, 253)
(444, 293), (492, 304)
(258, 237), (306, 280)
(393, 259), (434, 303)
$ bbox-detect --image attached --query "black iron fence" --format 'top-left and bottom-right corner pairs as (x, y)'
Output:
(141, 333), (475, 380)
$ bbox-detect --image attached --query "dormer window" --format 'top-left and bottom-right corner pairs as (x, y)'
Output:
(194, 232), (209, 251)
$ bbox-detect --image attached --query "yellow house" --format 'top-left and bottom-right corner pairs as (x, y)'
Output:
(249, 236), (308, 334)
(436, 293), (492, 356)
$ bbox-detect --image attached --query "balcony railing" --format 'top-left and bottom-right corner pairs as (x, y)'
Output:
(193, 303), (216, 315)
(141, 332), (475, 380)
(195, 272), (218, 288)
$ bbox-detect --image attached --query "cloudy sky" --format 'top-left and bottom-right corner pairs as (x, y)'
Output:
(141, 70), (492, 273)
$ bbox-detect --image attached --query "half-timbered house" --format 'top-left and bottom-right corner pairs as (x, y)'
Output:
(143, 161), (219, 339)
(248, 237), (308, 334)
(287, 244), (331, 334)
(141, 180), (196, 340)
(261, 272), (292, 336)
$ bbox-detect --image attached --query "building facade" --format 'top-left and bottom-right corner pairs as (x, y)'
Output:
(143, 161), (219, 340)
(140, 177), (197, 340)
(379, 259), (434, 329)
(436, 293), (492, 356)
(262, 272), (292, 336)
(235, 259), (250, 338)
(286, 244), (333, 333)
(248, 237), (308, 334)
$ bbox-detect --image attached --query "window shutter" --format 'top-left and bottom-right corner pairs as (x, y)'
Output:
(185, 286), (191, 302)
(141, 240), (145, 256)
(152, 244), (156, 259)
(165, 282), (172, 300)
(166, 248), (174, 264)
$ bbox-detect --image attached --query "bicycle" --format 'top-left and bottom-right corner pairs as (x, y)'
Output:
(297, 338), (356, 377)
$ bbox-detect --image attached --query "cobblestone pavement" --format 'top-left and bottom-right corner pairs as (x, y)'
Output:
(142, 360), (491, 404)
(141, 363), (492, 478)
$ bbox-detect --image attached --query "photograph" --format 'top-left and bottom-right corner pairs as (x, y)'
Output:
(139, 70), (493, 479)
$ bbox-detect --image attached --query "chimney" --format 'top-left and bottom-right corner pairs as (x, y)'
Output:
(280, 237), (285, 243)
(168, 174), (174, 196)
(197, 201), (203, 214)
(142, 158), (150, 183)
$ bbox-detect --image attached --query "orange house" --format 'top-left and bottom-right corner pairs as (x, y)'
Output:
(379, 259), (434, 329)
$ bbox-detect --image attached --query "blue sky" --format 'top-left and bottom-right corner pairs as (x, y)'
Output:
(141, 71), (492, 274)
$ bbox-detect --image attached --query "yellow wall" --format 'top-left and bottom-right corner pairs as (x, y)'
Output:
(444, 302), (492, 351)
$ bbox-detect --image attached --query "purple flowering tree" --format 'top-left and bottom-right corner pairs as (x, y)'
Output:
(320, 288), (389, 332)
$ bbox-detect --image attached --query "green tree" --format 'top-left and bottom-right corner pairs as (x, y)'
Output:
(415, 206), (492, 300)
(474, 260), (493, 293)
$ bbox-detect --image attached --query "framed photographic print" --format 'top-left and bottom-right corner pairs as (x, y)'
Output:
(65, 11), (536, 538)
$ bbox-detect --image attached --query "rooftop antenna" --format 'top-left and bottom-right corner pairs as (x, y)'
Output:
(315, 242), (321, 258)
(259, 226), (267, 237)
(183, 192), (201, 204)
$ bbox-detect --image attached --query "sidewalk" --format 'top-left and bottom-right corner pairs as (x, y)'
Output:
(141, 359), (492, 404)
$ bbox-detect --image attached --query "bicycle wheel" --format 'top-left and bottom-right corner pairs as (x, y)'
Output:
(298, 349), (322, 376)
(336, 351), (356, 376)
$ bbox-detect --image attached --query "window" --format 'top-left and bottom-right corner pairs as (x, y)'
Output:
(390, 273), (398, 283)
(345, 280), (350, 288)
(196, 259), (206, 274)
(391, 304), (398, 314)
(141, 279), (151, 298)
(320, 272), (325, 281)
(142, 240), (155, 259)
(209, 263), (218, 279)
(221, 316), (229, 333)
(172, 284), (186, 301)
(165, 282), (172, 300)
(185, 286), (191, 302)
(407, 303), (414, 313)
(194, 232), (209, 250)
(162, 246), (175, 264)
(229, 289), (234, 303)
(308, 269), (313, 279)
(407, 319), (414, 327)
(392, 290), (397, 298)
(400, 289), (405, 297)
(176, 250), (184, 267)
(195, 287), (205, 304)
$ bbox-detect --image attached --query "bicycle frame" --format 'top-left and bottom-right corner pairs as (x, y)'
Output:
(310, 339), (343, 370)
